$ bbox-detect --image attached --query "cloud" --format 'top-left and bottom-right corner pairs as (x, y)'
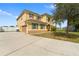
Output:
(44, 4), (56, 14)
(15, 16), (18, 18)
(44, 4), (56, 9)
(0, 9), (17, 18)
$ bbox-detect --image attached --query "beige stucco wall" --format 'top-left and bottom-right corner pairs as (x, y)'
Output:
(27, 23), (32, 31)
(17, 12), (38, 32)
(17, 12), (52, 33)
(26, 13), (30, 20)
(17, 12), (27, 32)
(41, 15), (47, 22)
(33, 15), (38, 20)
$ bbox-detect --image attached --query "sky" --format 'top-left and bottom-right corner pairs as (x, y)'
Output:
(0, 3), (67, 27)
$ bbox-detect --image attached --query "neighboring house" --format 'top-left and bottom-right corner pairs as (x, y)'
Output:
(17, 10), (53, 33)
(0, 27), (4, 32)
(1, 26), (17, 32)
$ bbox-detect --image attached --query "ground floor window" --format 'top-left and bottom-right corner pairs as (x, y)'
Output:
(40, 24), (45, 29)
(32, 23), (38, 29)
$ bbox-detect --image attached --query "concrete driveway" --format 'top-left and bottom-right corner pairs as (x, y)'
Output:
(0, 32), (79, 56)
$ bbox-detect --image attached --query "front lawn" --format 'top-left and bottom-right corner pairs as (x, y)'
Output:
(32, 31), (79, 43)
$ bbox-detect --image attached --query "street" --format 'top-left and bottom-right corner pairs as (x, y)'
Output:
(0, 32), (79, 56)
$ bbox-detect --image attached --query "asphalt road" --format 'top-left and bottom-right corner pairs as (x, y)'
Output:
(0, 32), (79, 56)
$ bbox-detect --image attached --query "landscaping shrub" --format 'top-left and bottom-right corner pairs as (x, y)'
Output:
(51, 26), (56, 31)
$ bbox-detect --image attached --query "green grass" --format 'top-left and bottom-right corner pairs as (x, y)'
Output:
(32, 31), (79, 43)
(70, 32), (79, 35)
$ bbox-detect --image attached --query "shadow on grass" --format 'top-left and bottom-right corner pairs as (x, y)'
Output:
(52, 32), (79, 39)
(32, 31), (79, 43)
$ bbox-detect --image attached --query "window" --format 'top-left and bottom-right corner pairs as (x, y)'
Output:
(40, 24), (45, 29)
(29, 13), (34, 19)
(32, 23), (38, 29)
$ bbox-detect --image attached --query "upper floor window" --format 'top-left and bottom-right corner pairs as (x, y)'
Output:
(29, 13), (34, 20)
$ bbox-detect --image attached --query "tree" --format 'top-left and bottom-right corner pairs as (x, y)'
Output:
(53, 19), (62, 30)
(53, 3), (79, 34)
(56, 19), (64, 30)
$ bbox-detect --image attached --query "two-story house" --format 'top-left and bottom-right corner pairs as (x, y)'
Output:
(17, 10), (53, 33)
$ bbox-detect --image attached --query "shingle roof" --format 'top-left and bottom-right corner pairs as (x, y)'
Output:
(17, 10), (40, 21)
(41, 13), (52, 17)
(17, 10), (52, 21)
(24, 10), (40, 16)
(26, 20), (48, 25)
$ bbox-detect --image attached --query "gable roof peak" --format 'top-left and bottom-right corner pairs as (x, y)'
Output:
(23, 9), (40, 16)
(41, 13), (52, 17)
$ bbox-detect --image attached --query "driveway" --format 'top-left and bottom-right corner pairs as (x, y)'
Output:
(0, 32), (79, 56)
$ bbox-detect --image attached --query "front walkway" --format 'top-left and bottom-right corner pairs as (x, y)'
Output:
(0, 32), (79, 56)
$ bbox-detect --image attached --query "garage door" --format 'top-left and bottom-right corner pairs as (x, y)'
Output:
(22, 26), (26, 33)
